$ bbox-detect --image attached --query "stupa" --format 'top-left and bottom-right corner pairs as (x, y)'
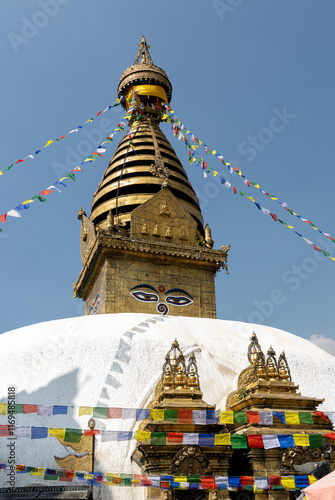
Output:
(0, 37), (334, 500)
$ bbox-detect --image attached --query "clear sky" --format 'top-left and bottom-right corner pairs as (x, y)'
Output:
(0, 1), (334, 355)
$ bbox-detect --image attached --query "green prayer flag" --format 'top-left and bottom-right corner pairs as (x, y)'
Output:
(322, 251), (330, 257)
(44, 472), (59, 481)
(309, 434), (323, 449)
(5, 164), (13, 171)
(234, 411), (248, 424)
(231, 434), (248, 449)
(239, 191), (246, 197)
(150, 432), (167, 445)
(13, 404), (23, 414)
(32, 195), (47, 202)
(188, 476), (201, 483)
(66, 173), (76, 181)
(64, 428), (82, 443)
(93, 407), (108, 419)
(298, 412), (313, 424)
(278, 219), (286, 225)
(164, 409), (178, 422)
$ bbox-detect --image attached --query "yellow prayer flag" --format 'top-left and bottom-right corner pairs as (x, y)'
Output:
(84, 158), (95, 162)
(254, 184), (260, 189)
(293, 434), (310, 447)
(219, 411), (234, 424)
(285, 412), (300, 425)
(44, 140), (54, 148)
(270, 196), (278, 200)
(212, 150), (216, 155)
(174, 476), (187, 482)
(292, 211), (298, 216)
(189, 158), (196, 164)
(135, 430), (151, 442)
(286, 225), (294, 229)
(213, 171), (218, 176)
(30, 468), (45, 476)
(84, 474), (94, 480)
(308, 475), (317, 485)
(199, 141), (202, 145)
(246, 196), (255, 202)
(79, 406), (93, 416)
(281, 477), (296, 490)
(22, 200), (34, 205)
(150, 409), (165, 421)
(0, 403), (7, 415)
(49, 428), (66, 439)
(330, 256), (335, 262)
(84, 119), (93, 123)
(191, 145), (199, 150)
(0, 171), (3, 176)
(214, 434), (231, 445)
(238, 170), (242, 176)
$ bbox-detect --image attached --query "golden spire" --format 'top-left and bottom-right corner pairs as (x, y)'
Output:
(134, 35), (153, 65)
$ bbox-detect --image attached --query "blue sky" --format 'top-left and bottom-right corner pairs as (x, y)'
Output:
(0, 1), (334, 354)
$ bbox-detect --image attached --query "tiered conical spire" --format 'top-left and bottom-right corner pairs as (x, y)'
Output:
(90, 36), (204, 236)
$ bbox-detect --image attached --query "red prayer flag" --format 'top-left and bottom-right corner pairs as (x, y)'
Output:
(233, 187), (237, 194)
(167, 432), (183, 444)
(313, 245), (321, 251)
(246, 411), (261, 424)
(83, 429), (100, 436)
(312, 411), (328, 421)
(0, 425), (11, 436)
(178, 409), (193, 424)
(96, 110), (103, 116)
(39, 190), (53, 196)
(247, 435), (264, 448)
(324, 432), (335, 441)
(108, 408), (123, 419)
(247, 180), (251, 187)
(201, 477), (215, 489)
(161, 481), (170, 489)
(15, 159), (25, 164)
(22, 404), (38, 414)
(233, 167), (239, 171)
(240, 476), (254, 486)
(57, 135), (65, 140)
(0, 214), (7, 223)
(203, 162), (208, 170)
(270, 213), (278, 221)
(269, 476), (281, 486)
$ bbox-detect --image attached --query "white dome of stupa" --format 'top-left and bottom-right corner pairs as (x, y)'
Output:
(0, 313), (334, 498)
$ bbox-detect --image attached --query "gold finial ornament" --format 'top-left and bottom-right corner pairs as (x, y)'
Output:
(205, 223), (214, 248)
(77, 206), (87, 220)
(278, 351), (292, 381)
(248, 332), (262, 365)
(255, 351), (267, 380)
(187, 352), (200, 390)
(266, 346), (279, 381)
(104, 209), (115, 235)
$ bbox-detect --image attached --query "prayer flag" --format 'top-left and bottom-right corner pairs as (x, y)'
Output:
(246, 411), (261, 424)
(64, 428), (82, 443)
(39, 428), (63, 441)
(7, 210), (21, 218)
(285, 412), (299, 425)
(37, 405), (52, 417)
(214, 434), (231, 445)
(293, 434), (310, 447)
(52, 406), (68, 415)
(135, 430), (151, 442)
(93, 407), (108, 419)
(219, 411), (234, 424)
(151, 409), (165, 421)
(259, 411), (273, 426)
(247, 435), (264, 448)
(281, 476), (295, 490)
(108, 408), (122, 419)
(44, 140), (54, 148)
(31, 427), (48, 439)
(262, 434), (280, 449)
(100, 430), (117, 442)
(79, 406), (93, 416)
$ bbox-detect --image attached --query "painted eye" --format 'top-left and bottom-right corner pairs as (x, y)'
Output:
(130, 291), (159, 302)
(165, 295), (193, 306)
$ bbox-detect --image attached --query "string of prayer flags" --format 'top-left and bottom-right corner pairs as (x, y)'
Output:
(0, 98), (123, 178)
(1, 424), (335, 450)
(163, 104), (335, 262)
(0, 463), (319, 491)
(0, 405), (333, 428)
(164, 103), (335, 250)
(0, 109), (134, 229)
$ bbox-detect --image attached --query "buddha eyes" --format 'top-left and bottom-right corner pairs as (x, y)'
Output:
(130, 291), (159, 302)
(165, 295), (193, 306)
(130, 289), (193, 307)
